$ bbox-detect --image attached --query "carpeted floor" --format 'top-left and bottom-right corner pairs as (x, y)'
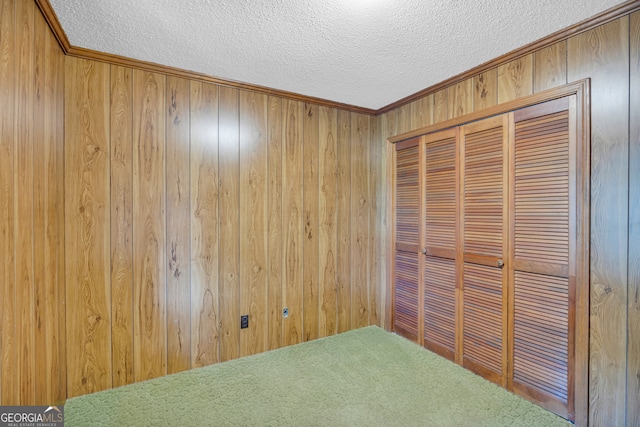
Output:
(65, 326), (571, 426)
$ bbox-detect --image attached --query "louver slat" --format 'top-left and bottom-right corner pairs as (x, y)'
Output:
(463, 263), (503, 382)
(394, 141), (420, 340)
(423, 130), (457, 359)
(425, 134), (457, 251)
(511, 105), (573, 419)
(394, 251), (419, 340)
(424, 257), (456, 358)
(461, 117), (506, 385)
(396, 144), (420, 246)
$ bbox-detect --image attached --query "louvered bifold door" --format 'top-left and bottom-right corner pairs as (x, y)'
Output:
(460, 115), (508, 386)
(422, 129), (458, 360)
(509, 98), (577, 421)
(393, 138), (421, 341)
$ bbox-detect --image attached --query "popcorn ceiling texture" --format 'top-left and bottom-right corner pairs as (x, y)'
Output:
(50, 0), (625, 110)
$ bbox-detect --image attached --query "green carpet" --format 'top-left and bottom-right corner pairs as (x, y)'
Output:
(65, 326), (570, 426)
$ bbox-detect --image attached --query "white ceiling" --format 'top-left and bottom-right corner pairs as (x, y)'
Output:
(49, 0), (626, 110)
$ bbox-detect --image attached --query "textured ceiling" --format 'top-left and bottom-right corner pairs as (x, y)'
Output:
(49, 0), (626, 110)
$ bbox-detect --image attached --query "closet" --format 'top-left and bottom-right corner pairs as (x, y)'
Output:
(390, 86), (589, 423)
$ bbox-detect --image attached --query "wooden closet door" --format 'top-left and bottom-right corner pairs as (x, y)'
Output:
(508, 97), (577, 421)
(393, 138), (421, 341)
(460, 115), (509, 386)
(422, 129), (458, 360)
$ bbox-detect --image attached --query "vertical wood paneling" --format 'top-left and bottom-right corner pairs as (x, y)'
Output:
(397, 103), (411, 134)
(473, 69), (497, 111)
(381, 110), (398, 330)
(190, 81), (219, 367)
(498, 54), (533, 104)
(218, 86), (240, 361)
(336, 109), (351, 332)
(239, 90), (268, 356)
(65, 57), (112, 397)
(282, 99), (304, 345)
(568, 18), (629, 426)
(110, 65), (134, 387)
(0, 0), (16, 404)
(165, 76), (191, 374)
(318, 106), (338, 337)
(351, 113), (370, 329)
(448, 79), (473, 119)
(132, 70), (166, 381)
(267, 96), (283, 350)
(43, 21), (65, 404)
(33, 6), (46, 405)
(410, 94), (433, 129)
(369, 115), (380, 327)
(433, 89), (448, 124)
(534, 41), (567, 93)
(15, 0), (35, 403)
(628, 11), (640, 427)
(0, 3), (66, 404)
(55, 21), (67, 405)
(303, 103), (320, 341)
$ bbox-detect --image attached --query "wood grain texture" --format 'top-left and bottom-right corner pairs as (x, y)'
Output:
(190, 81), (220, 367)
(218, 86), (240, 361)
(110, 65), (134, 388)
(318, 106), (338, 337)
(267, 96), (283, 350)
(239, 90), (268, 356)
(498, 54), (533, 104)
(15, 0), (35, 403)
(381, 110), (398, 330)
(473, 69), (498, 111)
(369, 114), (380, 327)
(629, 11), (640, 427)
(303, 103), (320, 341)
(132, 70), (167, 381)
(336, 109), (351, 332)
(43, 19), (65, 404)
(396, 103), (411, 134)
(0, 0), (16, 404)
(165, 76), (191, 374)
(568, 17), (629, 427)
(534, 41), (567, 93)
(33, 8), (47, 404)
(282, 99), (304, 345)
(54, 21), (66, 405)
(65, 56), (112, 398)
(410, 94), (433, 129)
(351, 113), (370, 329)
(448, 79), (473, 119)
(433, 89), (448, 124)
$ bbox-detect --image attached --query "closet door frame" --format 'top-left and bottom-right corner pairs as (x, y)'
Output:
(386, 79), (590, 426)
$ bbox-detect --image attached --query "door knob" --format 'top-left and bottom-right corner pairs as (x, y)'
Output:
(421, 247), (427, 255)
(497, 259), (504, 268)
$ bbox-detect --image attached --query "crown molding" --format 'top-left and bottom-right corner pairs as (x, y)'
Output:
(33, 0), (377, 115)
(376, 0), (640, 115)
(34, 0), (640, 117)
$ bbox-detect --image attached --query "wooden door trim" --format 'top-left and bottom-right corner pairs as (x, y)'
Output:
(389, 80), (590, 144)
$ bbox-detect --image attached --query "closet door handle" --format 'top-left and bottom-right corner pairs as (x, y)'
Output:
(496, 259), (504, 268)
(421, 248), (427, 255)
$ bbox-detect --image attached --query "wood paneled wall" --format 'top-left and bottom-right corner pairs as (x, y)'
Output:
(62, 57), (377, 399)
(0, 0), (65, 406)
(1, 2), (638, 423)
(377, 12), (640, 426)
(0, 0), (378, 404)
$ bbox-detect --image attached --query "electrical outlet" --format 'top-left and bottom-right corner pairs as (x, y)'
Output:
(241, 315), (249, 329)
